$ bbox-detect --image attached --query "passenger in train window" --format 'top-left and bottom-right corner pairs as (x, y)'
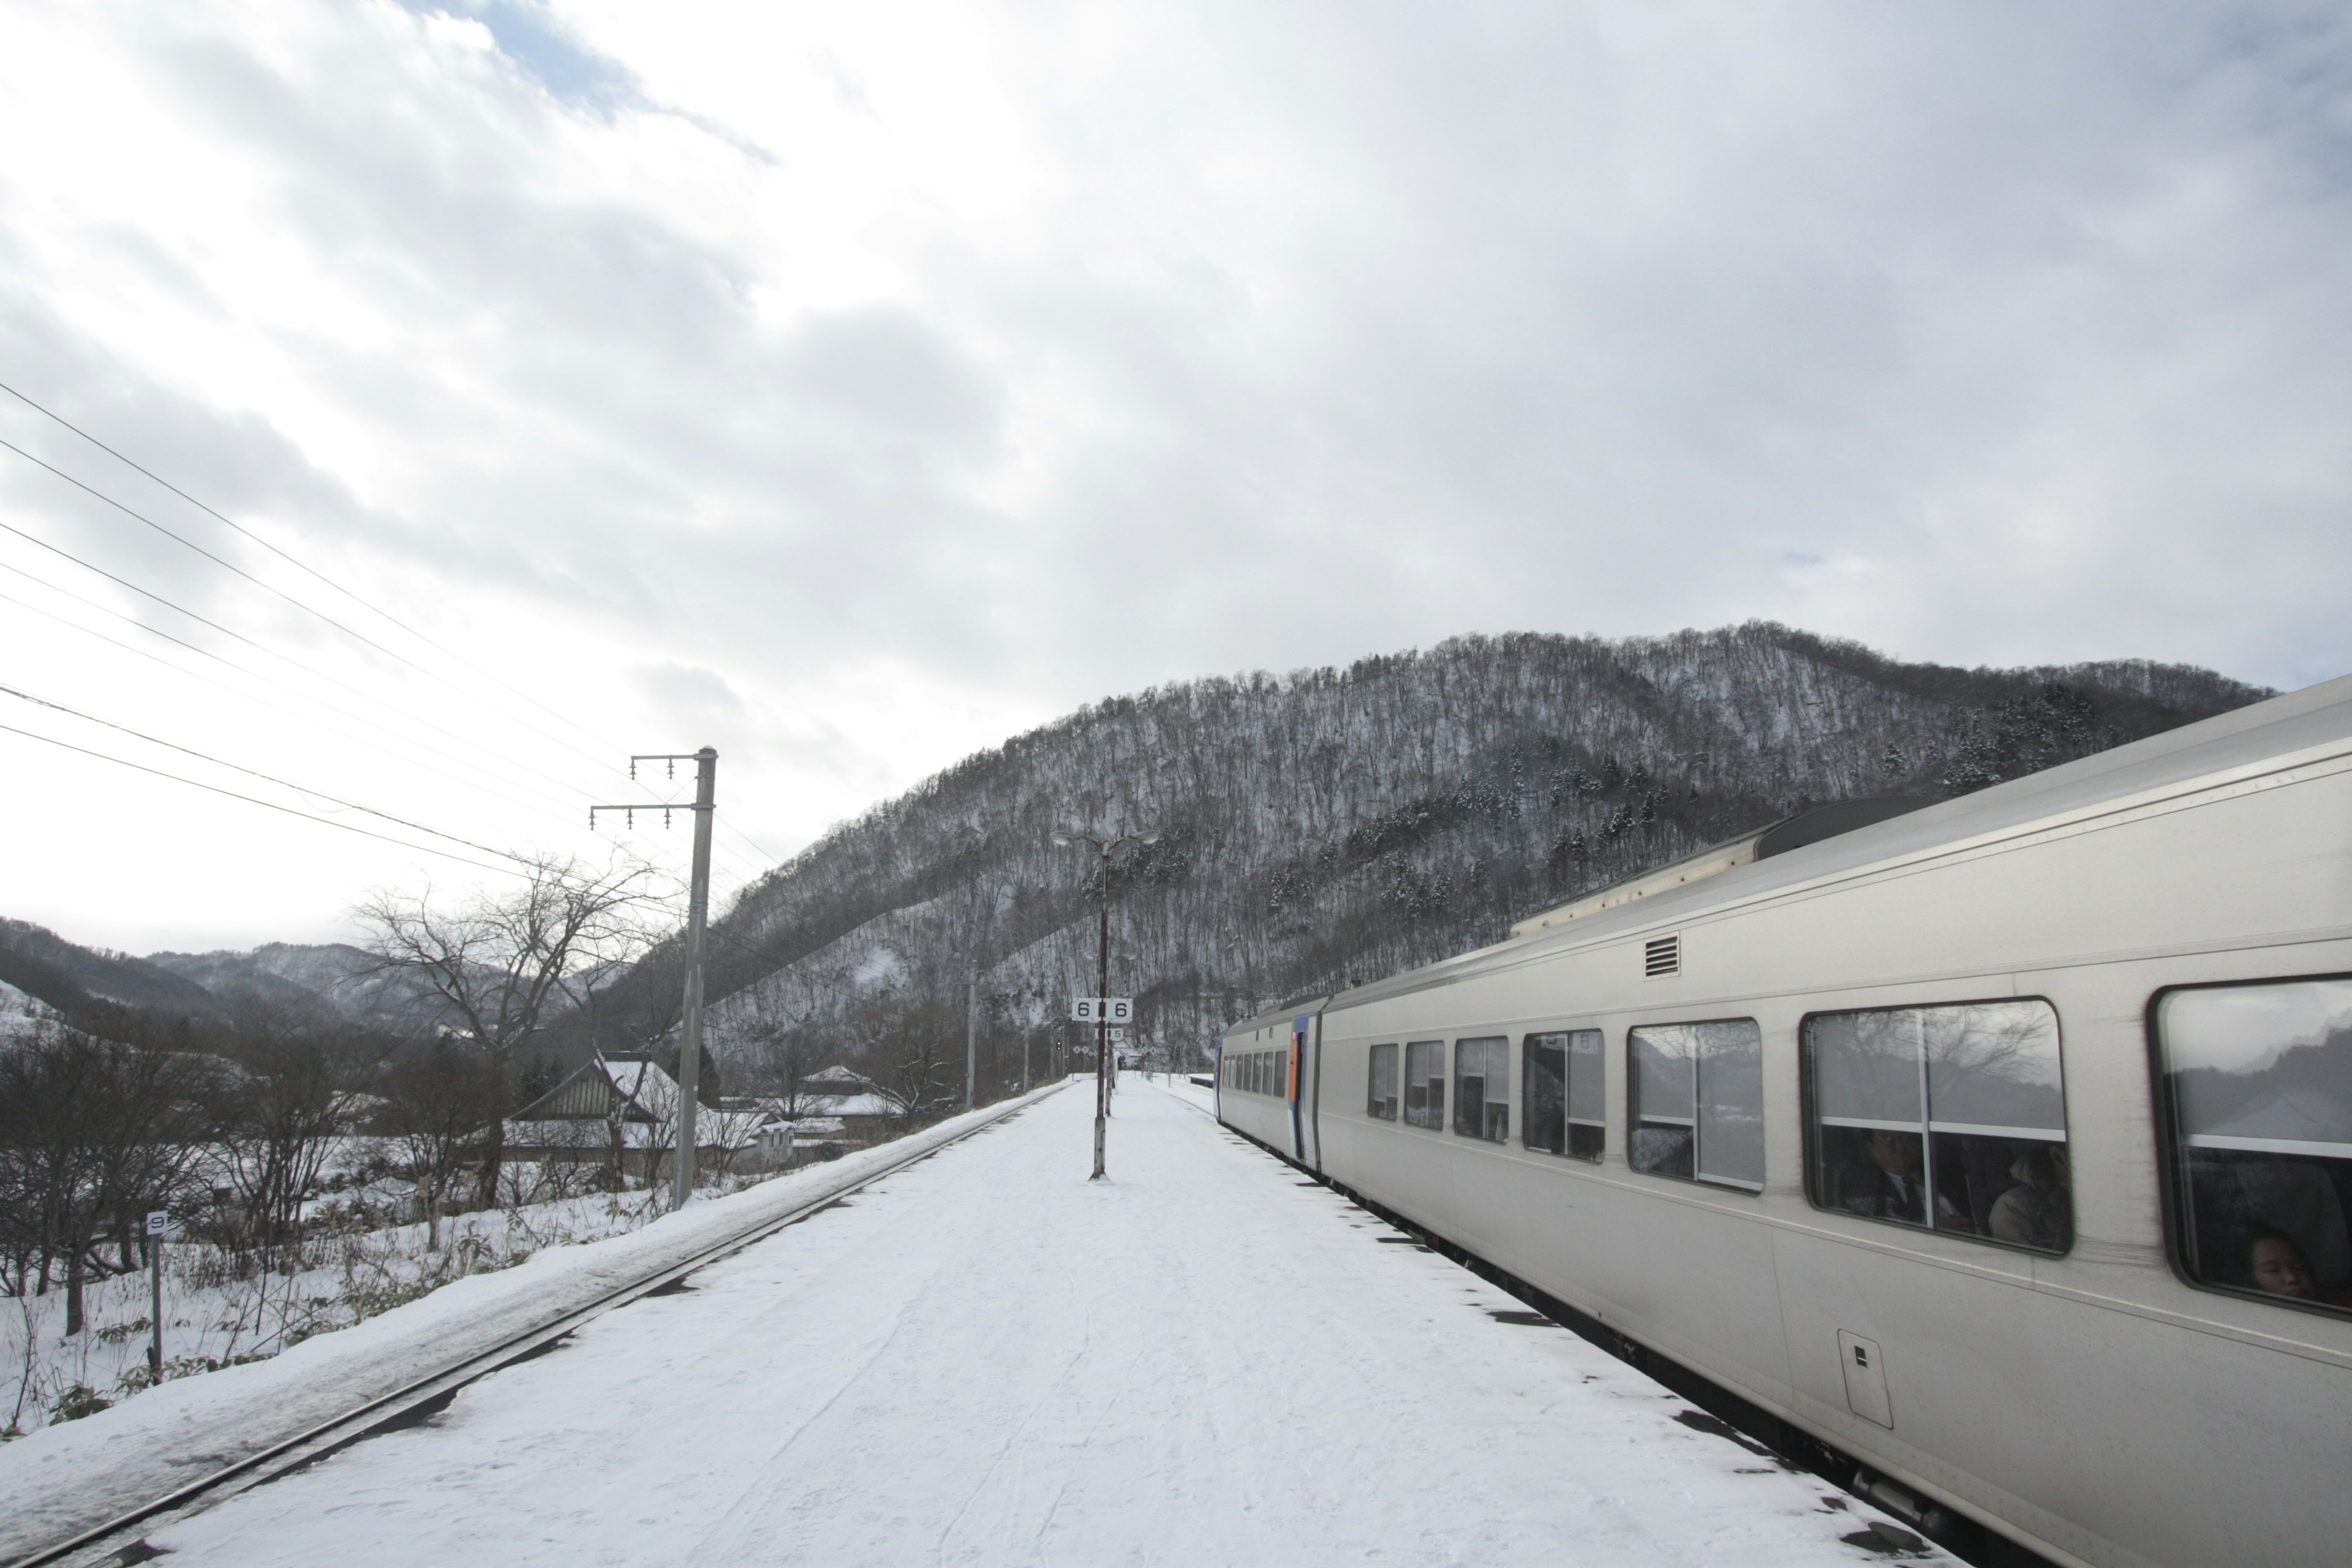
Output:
(1842, 1129), (1959, 1225)
(2243, 1230), (2352, 1307)
(2158, 977), (2352, 1308)
(1855, 1128), (1931, 1224)
(1985, 1143), (2071, 1251)
(1631, 1124), (1694, 1179)
(1806, 1001), (2066, 1249)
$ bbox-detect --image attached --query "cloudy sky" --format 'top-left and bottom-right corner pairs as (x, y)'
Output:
(1, 1), (2346, 955)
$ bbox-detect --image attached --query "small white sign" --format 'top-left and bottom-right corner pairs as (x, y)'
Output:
(1109, 1027), (1126, 1044)
(1069, 997), (1134, 1023)
(145, 1210), (168, 1238)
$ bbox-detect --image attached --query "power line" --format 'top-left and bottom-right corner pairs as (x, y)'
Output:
(0, 585), (590, 829)
(0, 377), (628, 766)
(0, 381), (787, 872)
(0, 561), (590, 821)
(0, 434), (641, 783)
(0, 720), (523, 878)
(0, 385), (786, 890)
(0, 682), (537, 867)
(0, 513), (612, 807)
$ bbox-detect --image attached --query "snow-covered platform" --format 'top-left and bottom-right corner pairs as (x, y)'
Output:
(121, 1083), (1917, 1566)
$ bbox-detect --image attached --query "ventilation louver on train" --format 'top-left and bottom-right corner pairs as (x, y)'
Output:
(1643, 935), (1681, 977)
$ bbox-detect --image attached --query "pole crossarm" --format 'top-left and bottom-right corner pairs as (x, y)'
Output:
(587, 801), (711, 829)
(595, 747), (718, 1212)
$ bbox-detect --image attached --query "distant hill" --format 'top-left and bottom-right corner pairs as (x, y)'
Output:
(142, 942), (458, 1028)
(0, 922), (451, 1036)
(0, 918), (227, 1023)
(577, 622), (2271, 1099)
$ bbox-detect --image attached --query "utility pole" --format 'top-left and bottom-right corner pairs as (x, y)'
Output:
(1093, 843), (1110, 1169)
(1052, 827), (1156, 1180)
(964, 965), (978, 1114)
(593, 747), (718, 1210)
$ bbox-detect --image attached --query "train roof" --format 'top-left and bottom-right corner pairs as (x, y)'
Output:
(1222, 997), (1335, 1040)
(1322, 671), (2352, 1016)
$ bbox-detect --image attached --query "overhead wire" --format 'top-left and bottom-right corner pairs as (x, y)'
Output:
(0, 585), (586, 827)
(0, 559), (594, 820)
(0, 720), (522, 878)
(0, 681), (538, 867)
(0, 512), (619, 807)
(0, 378), (626, 763)
(0, 386), (784, 952)
(0, 397), (788, 873)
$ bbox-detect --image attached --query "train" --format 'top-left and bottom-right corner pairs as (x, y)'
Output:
(1216, 673), (2352, 1568)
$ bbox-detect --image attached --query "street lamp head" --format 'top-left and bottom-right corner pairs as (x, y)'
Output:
(1050, 832), (1075, 846)
(1136, 832), (1161, 846)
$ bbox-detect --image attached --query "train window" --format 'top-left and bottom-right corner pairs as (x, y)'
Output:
(1368, 1044), (1399, 1120)
(1525, 1030), (1605, 1161)
(1404, 1041), (1446, 1129)
(1453, 1037), (1509, 1142)
(1629, 1020), (1763, 1191)
(2157, 978), (2352, 1313)
(1804, 1001), (2068, 1251)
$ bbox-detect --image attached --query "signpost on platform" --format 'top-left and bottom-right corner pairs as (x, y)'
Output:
(145, 1210), (167, 1379)
(1052, 830), (1158, 1180)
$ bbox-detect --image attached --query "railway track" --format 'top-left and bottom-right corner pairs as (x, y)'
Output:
(6, 1079), (1071, 1568)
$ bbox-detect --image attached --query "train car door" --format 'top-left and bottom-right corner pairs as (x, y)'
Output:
(1289, 1012), (1315, 1166)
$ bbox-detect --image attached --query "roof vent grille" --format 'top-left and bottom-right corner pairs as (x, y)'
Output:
(1643, 935), (1682, 978)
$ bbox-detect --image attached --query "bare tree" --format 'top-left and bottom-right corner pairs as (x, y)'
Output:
(206, 1007), (353, 1271)
(379, 1039), (492, 1250)
(355, 853), (663, 1204)
(0, 1030), (217, 1336)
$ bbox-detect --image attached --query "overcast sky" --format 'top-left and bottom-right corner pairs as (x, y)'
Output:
(1, 1), (2346, 956)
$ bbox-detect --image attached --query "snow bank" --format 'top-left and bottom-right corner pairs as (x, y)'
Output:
(0, 1084), (1068, 1560)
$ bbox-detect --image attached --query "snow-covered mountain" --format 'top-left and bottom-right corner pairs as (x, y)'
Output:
(0, 978), (62, 1047)
(0, 922), (447, 1035)
(585, 624), (2267, 1095)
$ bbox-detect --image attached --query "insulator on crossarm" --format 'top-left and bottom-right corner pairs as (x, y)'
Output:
(629, 759), (636, 780)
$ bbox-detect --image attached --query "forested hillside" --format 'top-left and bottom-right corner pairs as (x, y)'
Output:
(581, 624), (2267, 1106)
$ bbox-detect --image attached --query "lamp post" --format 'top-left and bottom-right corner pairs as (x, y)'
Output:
(1052, 827), (1158, 1180)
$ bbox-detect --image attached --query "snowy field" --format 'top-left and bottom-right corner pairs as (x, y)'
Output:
(4, 1169), (715, 1436)
(109, 1080), (1927, 1567)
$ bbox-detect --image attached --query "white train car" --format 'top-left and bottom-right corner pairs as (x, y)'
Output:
(1219, 674), (2352, 1568)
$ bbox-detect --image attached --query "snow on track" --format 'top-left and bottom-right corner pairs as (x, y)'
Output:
(0, 1085), (1065, 1562)
(134, 1082), (1924, 1566)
